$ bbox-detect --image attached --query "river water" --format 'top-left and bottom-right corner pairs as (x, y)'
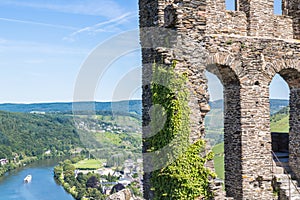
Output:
(0, 159), (74, 200)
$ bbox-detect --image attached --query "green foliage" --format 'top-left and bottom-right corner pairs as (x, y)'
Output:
(212, 142), (224, 179)
(54, 159), (106, 200)
(128, 181), (142, 197)
(270, 106), (289, 133)
(148, 62), (214, 199)
(86, 188), (104, 200)
(54, 165), (63, 181)
(0, 111), (83, 176)
(74, 114), (142, 168)
(63, 160), (76, 172)
(152, 141), (215, 199)
(148, 62), (190, 157)
(86, 176), (99, 188)
(0, 111), (82, 159)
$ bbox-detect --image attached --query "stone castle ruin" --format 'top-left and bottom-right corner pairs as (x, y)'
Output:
(139, 0), (300, 199)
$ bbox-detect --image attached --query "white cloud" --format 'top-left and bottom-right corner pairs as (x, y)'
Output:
(64, 12), (136, 41)
(1, 0), (125, 19)
(0, 17), (77, 30)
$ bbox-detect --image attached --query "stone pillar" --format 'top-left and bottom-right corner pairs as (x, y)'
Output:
(139, 1), (167, 199)
(239, 0), (274, 37)
(289, 88), (300, 182)
(238, 77), (273, 199)
(223, 84), (243, 198)
(206, 64), (244, 199)
(284, 0), (300, 39)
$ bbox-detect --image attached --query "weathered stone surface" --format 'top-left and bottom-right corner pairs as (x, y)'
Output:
(139, 0), (300, 199)
(106, 189), (143, 200)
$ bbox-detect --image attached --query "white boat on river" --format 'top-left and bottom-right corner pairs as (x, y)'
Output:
(24, 175), (32, 183)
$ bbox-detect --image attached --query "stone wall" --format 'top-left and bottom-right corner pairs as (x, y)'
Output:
(284, 0), (300, 39)
(139, 0), (300, 199)
(240, 0), (274, 37)
(273, 15), (294, 39)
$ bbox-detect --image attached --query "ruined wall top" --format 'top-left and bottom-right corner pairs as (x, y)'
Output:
(139, 0), (300, 40)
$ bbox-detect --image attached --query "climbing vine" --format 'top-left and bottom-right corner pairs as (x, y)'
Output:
(148, 61), (215, 199)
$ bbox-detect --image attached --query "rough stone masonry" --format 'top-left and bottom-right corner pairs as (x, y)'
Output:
(139, 0), (300, 199)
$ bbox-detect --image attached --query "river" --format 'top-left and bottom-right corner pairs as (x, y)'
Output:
(0, 159), (74, 200)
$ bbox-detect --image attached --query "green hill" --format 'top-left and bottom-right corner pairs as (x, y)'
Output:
(212, 142), (224, 179)
(0, 109), (142, 175)
(73, 114), (142, 167)
(0, 111), (83, 160)
(270, 106), (289, 133)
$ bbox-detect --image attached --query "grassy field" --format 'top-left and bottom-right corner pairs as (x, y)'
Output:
(95, 132), (122, 146)
(212, 142), (224, 179)
(270, 115), (289, 133)
(74, 159), (103, 170)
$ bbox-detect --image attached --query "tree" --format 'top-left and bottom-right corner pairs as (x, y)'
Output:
(76, 186), (86, 200)
(86, 188), (104, 200)
(76, 172), (87, 184)
(54, 166), (63, 179)
(86, 176), (99, 188)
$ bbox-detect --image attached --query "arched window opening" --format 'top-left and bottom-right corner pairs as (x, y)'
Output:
(205, 71), (224, 179)
(226, 0), (238, 11)
(274, 0), (283, 15)
(271, 69), (300, 184)
(269, 74), (289, 174)
(205, 64), (241, 197)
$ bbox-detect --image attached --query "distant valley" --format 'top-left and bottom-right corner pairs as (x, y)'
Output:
(0, 99), (290, 182)
(0, 100), (142, 116)
(0, 100), (142, 177)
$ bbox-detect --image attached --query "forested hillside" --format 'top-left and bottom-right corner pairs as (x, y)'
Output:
(0, 111), (82, 160)
(0, 107), (142, 178)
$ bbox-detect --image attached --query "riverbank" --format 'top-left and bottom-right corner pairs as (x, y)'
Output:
(54, 157), (107, 200)
(0, 159), (74, 200)
(0, 153), (78, 179)
(0, 156), (38, 177)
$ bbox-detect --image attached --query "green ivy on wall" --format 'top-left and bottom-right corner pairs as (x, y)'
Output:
(148, 61), (215, 199)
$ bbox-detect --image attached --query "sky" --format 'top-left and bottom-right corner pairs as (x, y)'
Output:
(0, 0), (288, 103)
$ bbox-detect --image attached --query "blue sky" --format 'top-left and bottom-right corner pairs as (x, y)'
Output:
(0, 0), (288, 103)
(0, 0), (139, 103)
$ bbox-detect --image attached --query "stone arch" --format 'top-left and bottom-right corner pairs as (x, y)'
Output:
(267, 57), (300, 183)
(266, 58), (300, 86)
(205, 53), (243, 198)
(206, 52), (243, 84)
(268, 67), (300, 183)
